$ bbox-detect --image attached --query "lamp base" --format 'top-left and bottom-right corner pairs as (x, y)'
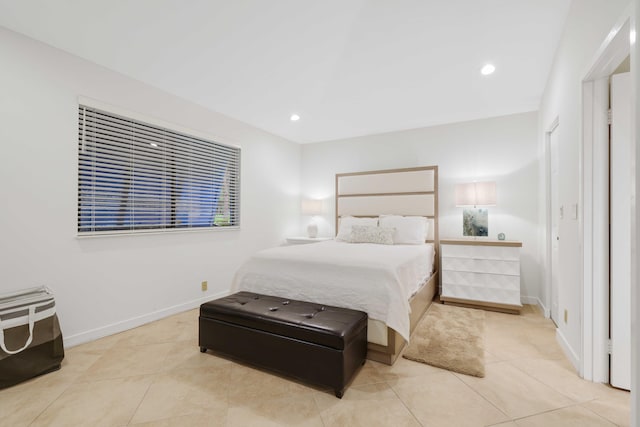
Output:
(307, 223), (318, 238)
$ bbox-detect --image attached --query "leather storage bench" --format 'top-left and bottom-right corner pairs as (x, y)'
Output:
(199, 291), (367, 398)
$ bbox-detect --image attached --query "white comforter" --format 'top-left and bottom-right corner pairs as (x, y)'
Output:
(231, 240), (434, 342)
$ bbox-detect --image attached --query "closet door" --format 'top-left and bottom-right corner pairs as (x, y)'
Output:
(610, 72), (631, 390)
(549, 123), (560, 325)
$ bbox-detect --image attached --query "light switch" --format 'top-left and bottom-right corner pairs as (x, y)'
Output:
(572, 203), (578, 220)
(559, 206), (564, 219)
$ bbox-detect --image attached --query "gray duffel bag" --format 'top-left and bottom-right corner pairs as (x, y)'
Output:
(0, 286), (64, 389)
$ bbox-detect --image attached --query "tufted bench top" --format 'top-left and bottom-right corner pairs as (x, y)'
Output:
(200, 292), (367, 350)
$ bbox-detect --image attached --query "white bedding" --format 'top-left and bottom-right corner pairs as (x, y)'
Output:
(231, 240), (434, 342)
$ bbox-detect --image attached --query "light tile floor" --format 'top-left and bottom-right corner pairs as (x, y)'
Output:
(0, 304), (630, 427)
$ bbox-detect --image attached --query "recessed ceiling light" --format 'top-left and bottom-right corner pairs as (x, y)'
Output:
(481, 64), (496, 76)
(290, 114), (300, 121)
(150, 142), (158, 147)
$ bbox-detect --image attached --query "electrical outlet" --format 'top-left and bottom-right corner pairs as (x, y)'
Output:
(201, 281), (208, 292)
(564, 309), (568, 323)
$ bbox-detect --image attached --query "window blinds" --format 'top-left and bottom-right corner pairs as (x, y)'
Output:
(78, 105), (241, 234)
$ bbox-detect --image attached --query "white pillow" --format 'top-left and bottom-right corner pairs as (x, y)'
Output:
(349, 225), (395, 245)
(336, 216), (378, 241)
(378, 215), (428, 244)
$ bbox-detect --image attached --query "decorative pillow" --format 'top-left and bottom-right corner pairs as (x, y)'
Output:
(348, 225), (395, 245)
(378, 215), (428, 244)
(336, 216), (378, 241)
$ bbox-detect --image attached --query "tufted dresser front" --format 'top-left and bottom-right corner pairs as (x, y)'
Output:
(199, 291), (367, 398)
(440, 239), (523, 314)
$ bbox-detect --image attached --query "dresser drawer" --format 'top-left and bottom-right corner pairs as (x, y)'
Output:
(441, 256), (520, 276)
(440, 244), (520, 261)
(441, 283), (521, 306)
(442, 270), (520, 291)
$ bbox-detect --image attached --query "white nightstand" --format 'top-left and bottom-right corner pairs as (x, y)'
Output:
(285, 236), (332, 245)
(440, 238), (523, 314)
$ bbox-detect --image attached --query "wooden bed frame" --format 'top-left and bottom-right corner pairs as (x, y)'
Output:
(335, 165), (439, 365)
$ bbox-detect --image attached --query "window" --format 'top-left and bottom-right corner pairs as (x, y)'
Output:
(78, 105), (240, 235)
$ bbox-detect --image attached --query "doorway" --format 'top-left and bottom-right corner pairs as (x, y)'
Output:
(580, 16), (631, 385)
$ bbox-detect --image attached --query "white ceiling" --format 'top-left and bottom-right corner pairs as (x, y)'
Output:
(0, 0), (571, 144)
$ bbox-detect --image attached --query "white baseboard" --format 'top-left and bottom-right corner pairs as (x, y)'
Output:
(64, 291), (228, 348)
(536, 298), (551, 318)
(556, 328), (580, 372)
(520, 296), (551, 317)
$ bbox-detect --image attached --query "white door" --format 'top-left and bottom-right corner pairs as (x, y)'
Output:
(549, 124), (560, 325)
(610, 72), (631, 391)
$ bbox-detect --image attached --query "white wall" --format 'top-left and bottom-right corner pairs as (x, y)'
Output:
(0, 27), (301, 345)
(300, 112), (541, 303)
(538, 0), (630, 365)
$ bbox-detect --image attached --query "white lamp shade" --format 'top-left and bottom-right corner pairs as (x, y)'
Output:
(301, 199), (323, 215)
(455, 181), (496, 207)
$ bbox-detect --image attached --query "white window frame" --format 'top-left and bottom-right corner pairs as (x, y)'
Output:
(77, 98), (241, 236)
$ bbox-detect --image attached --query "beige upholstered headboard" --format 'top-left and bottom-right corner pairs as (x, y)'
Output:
(336, 166), (439, 364)
(335, 166), (439, 246)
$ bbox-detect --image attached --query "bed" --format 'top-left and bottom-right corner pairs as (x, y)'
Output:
(232, 166), (439, 364)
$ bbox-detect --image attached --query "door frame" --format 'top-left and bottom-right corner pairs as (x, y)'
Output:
(580, 12), (630, 383)
(545, 117), (559, 322)
(632, 2), (639, 425)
